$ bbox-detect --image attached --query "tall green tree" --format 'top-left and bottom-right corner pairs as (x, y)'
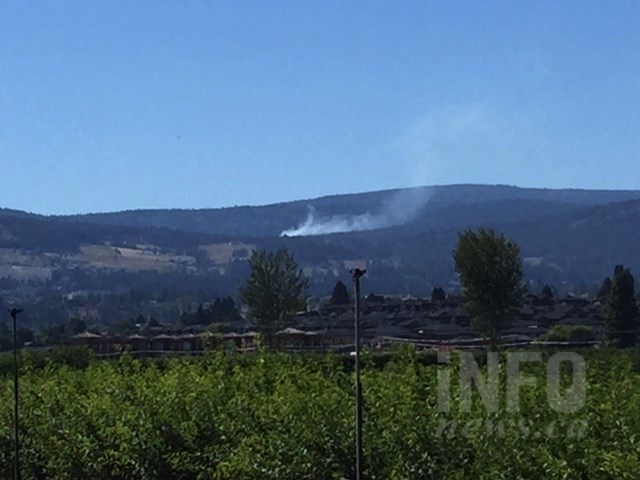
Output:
(540, 284), (555, 302)
(605, 265), (638, 347)
(239, 248), (308, 347)
(598, 276), (613, 299)
(331, 280), (350, 305)
(65, 317), (87, 336)
(431, 286), (446, 302)
(453, 228), (525, 344)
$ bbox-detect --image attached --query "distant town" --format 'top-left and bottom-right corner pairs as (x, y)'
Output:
(48, 289), (601, 358)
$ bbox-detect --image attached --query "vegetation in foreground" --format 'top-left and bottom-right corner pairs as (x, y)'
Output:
(1, 347), (639, 479)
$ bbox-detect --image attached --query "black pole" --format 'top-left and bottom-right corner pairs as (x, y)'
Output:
(9, 308), (23, 480)
(352, 268), (366, 480)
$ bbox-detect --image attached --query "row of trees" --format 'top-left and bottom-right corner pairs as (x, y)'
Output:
(4, 348), (640, 478)
(239, 227), (639, 347)
(180, 297), (240, 326)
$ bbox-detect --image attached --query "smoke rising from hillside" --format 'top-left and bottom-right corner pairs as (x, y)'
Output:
(280, 188), (431, 237)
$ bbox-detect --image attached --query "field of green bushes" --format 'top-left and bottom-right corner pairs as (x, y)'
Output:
(1, 347), (639, 479)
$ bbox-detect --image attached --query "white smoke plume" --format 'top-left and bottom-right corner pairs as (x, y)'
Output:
(280, 187), (431, 237)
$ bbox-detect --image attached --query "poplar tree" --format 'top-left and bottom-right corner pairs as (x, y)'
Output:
(605, 265), (638, 347)
(454, 228), (525, 344)
(239, 248), (308, 347)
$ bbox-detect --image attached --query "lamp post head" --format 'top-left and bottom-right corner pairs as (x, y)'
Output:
(351, 268), (367, 282)
(8, 309), (23, 320)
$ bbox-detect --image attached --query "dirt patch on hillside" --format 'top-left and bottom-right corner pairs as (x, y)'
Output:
(76, 244), (195, 272)
(200, 242), (255, 264)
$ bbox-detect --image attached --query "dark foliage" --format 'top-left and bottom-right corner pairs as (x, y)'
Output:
(331, 280), (350, 305)
(180, 297), (240, 326)
(540, 284), (555, 301)
(431, 286), (446, 302)
(605, 265), (638, 347)
(597, 277), (613, 299)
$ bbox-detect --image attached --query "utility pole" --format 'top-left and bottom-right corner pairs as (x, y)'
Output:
(352, 268), (366, 480)
(9, 308), (23, 480)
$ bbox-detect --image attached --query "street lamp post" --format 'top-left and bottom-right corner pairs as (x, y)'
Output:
(9, 308), (23, 480)
(352, 268), (366, 480)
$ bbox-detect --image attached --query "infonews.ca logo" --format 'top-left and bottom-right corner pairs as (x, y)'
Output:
(436, 351), (588, 439)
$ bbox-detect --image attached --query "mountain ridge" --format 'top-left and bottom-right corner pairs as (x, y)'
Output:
(0, 184), (639, 302)
(52, 184), (640, 238)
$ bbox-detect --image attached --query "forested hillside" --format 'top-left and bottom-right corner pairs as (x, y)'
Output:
(58, 184), (640, 237)
(0, 185), (639, 303)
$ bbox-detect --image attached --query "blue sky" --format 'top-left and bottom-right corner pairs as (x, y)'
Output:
(1, 1), (639, 214)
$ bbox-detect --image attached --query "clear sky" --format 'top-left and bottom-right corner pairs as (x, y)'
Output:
(1, 1), (639, 214)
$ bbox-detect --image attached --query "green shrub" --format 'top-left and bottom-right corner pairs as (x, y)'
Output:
(538, 324), (596, 342)
(0, 349), (638, 479)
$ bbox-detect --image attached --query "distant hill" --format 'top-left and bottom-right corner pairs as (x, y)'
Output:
(57, 184), (640, 237)
(1, 184), (639, 299)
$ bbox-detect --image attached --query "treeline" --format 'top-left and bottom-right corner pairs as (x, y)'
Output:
(180, 297), (240, 326)
(44, 268), (243, 298)
(0, 290), (244, 351)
